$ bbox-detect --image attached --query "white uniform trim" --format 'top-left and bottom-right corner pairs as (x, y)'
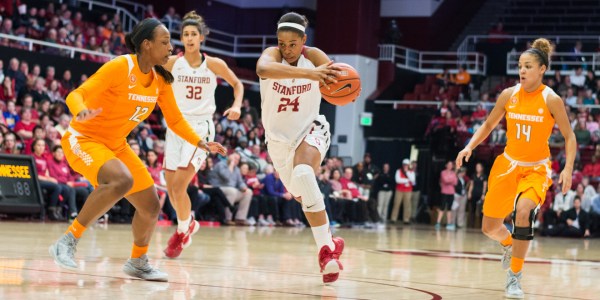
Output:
(510, 84), (521, 97)
(124, 54), (135, 76)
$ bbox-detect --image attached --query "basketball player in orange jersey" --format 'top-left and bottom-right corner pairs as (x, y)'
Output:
(456, 38), (576, 298)
(48, 18), (226, 281)
(256, 12), (345, 284)
(161, 11), (244, 259)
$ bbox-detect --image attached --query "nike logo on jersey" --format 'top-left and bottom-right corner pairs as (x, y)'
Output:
(331, 83), (351, 95)
(128, 84), (136, 89)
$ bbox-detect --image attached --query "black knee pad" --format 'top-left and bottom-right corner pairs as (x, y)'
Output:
(511, 194), (538, 241)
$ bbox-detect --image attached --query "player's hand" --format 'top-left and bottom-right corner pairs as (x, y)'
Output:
(455, 146), (473, 168)
(558, 169), (572, 194)
(76, 108), (103, 122)
(223, 105), (241, 120)
(198, 140), (227, 156)
(312, 61), (341, 89)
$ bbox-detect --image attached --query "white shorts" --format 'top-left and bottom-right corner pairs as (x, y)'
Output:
(266, 115), (330, 196)
(164, 116), (215, 171)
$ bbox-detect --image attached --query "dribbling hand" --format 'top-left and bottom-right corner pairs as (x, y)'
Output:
(223, 105), (241, 120)
(76, 108), (103, 122)
(558, 169), (572, 194)
(313, 61), (342, 89)
(455, 146), (473, 168)
(198, 140), (227, 156)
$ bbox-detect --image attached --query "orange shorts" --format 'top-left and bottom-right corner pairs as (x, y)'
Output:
(61, 129), (153, 196)
(483, 153), (553, 219)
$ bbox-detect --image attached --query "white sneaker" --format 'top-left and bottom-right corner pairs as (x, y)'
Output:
(247, 217), (257, 226)
(505, 270), (524, 299)
(267, 215), (276, 225)
(123, 255), (168, 282)
(49, 232), (79, 270)
(501, 244), (512, 271)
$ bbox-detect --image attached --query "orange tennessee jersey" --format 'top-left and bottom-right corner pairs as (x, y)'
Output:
(503, 83), (555, 162)
(66, 55), (201, 149)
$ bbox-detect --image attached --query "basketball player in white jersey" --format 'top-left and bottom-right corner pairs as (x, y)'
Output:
(162, 11), (244, 258)
(256, 12), (345, 284)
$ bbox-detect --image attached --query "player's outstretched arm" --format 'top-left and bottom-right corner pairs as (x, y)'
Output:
(456, 87), (512, 168)
(209, 57), (244, 120)
(256, 47), (339, 85)
(547, 93), (577, 193)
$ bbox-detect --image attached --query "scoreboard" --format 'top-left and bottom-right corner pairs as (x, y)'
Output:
(0, 154), (44, 215)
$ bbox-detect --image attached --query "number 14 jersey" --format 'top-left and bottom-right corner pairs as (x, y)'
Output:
(504, 83), (556, 162)
(259, 53), (321, 144)
(171, 53), (217, 118)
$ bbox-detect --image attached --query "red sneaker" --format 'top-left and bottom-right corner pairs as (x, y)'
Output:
(318, 237), (344, 284)
(164, 218), (200, 258)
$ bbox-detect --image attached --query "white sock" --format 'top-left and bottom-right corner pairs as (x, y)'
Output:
(177, 215), (192, 233)
(310, 216), (335, 251)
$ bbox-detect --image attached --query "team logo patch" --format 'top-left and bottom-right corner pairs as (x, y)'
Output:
(538, 108), (544, 114)
(510, 97), (518, 105)
(129, 74), (136, 84)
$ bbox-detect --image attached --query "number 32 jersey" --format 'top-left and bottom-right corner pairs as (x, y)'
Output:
(504, 83), (556, 162)
(259, 52), (321, 144)
(171, 54), (217, 118)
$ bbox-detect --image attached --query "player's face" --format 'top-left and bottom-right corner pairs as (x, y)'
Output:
(277, 31), (307, 65)
(181, 25), (203, 53)
(518, 53), (546, 88)
(148, 25), (173, 65)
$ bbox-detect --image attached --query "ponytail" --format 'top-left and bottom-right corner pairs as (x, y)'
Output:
(154, 65), (174, 84)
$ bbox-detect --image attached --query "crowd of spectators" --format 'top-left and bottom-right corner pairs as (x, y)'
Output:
(0, 2), (190, 62)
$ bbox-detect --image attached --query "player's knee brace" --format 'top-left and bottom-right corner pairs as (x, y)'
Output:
(511, 204), (538, 241)
(290, 164), (325, 213)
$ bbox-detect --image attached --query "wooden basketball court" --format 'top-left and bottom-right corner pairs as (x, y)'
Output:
(0, 222), (598, 299)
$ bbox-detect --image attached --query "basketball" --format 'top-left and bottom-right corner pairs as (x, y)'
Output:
(320, 63), (361, 106)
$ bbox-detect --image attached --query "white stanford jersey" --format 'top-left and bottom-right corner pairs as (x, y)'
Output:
(260, 52), (321, 144)
(171, 53), (218, 118)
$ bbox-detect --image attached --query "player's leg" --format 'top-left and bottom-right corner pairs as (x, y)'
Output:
(120, 147), (168, 281)
(292, 142), (343, 281)
(122, 185), (168, 281)
(163, 164), (200, 258)
(506, 188), (542, 299)
(50, 135), (134, 270)
(165, 166), (197, 225)
(72, 159), (134, 226)
(482, 155), (519, 271)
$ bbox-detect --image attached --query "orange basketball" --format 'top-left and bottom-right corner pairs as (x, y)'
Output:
(319, 63), (361, 106)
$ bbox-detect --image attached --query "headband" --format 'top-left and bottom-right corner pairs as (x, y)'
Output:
(525, 48), (549, 67)
(277, 22), (305, 32)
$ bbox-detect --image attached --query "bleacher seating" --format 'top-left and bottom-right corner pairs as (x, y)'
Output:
(501, 0), (600, 35)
